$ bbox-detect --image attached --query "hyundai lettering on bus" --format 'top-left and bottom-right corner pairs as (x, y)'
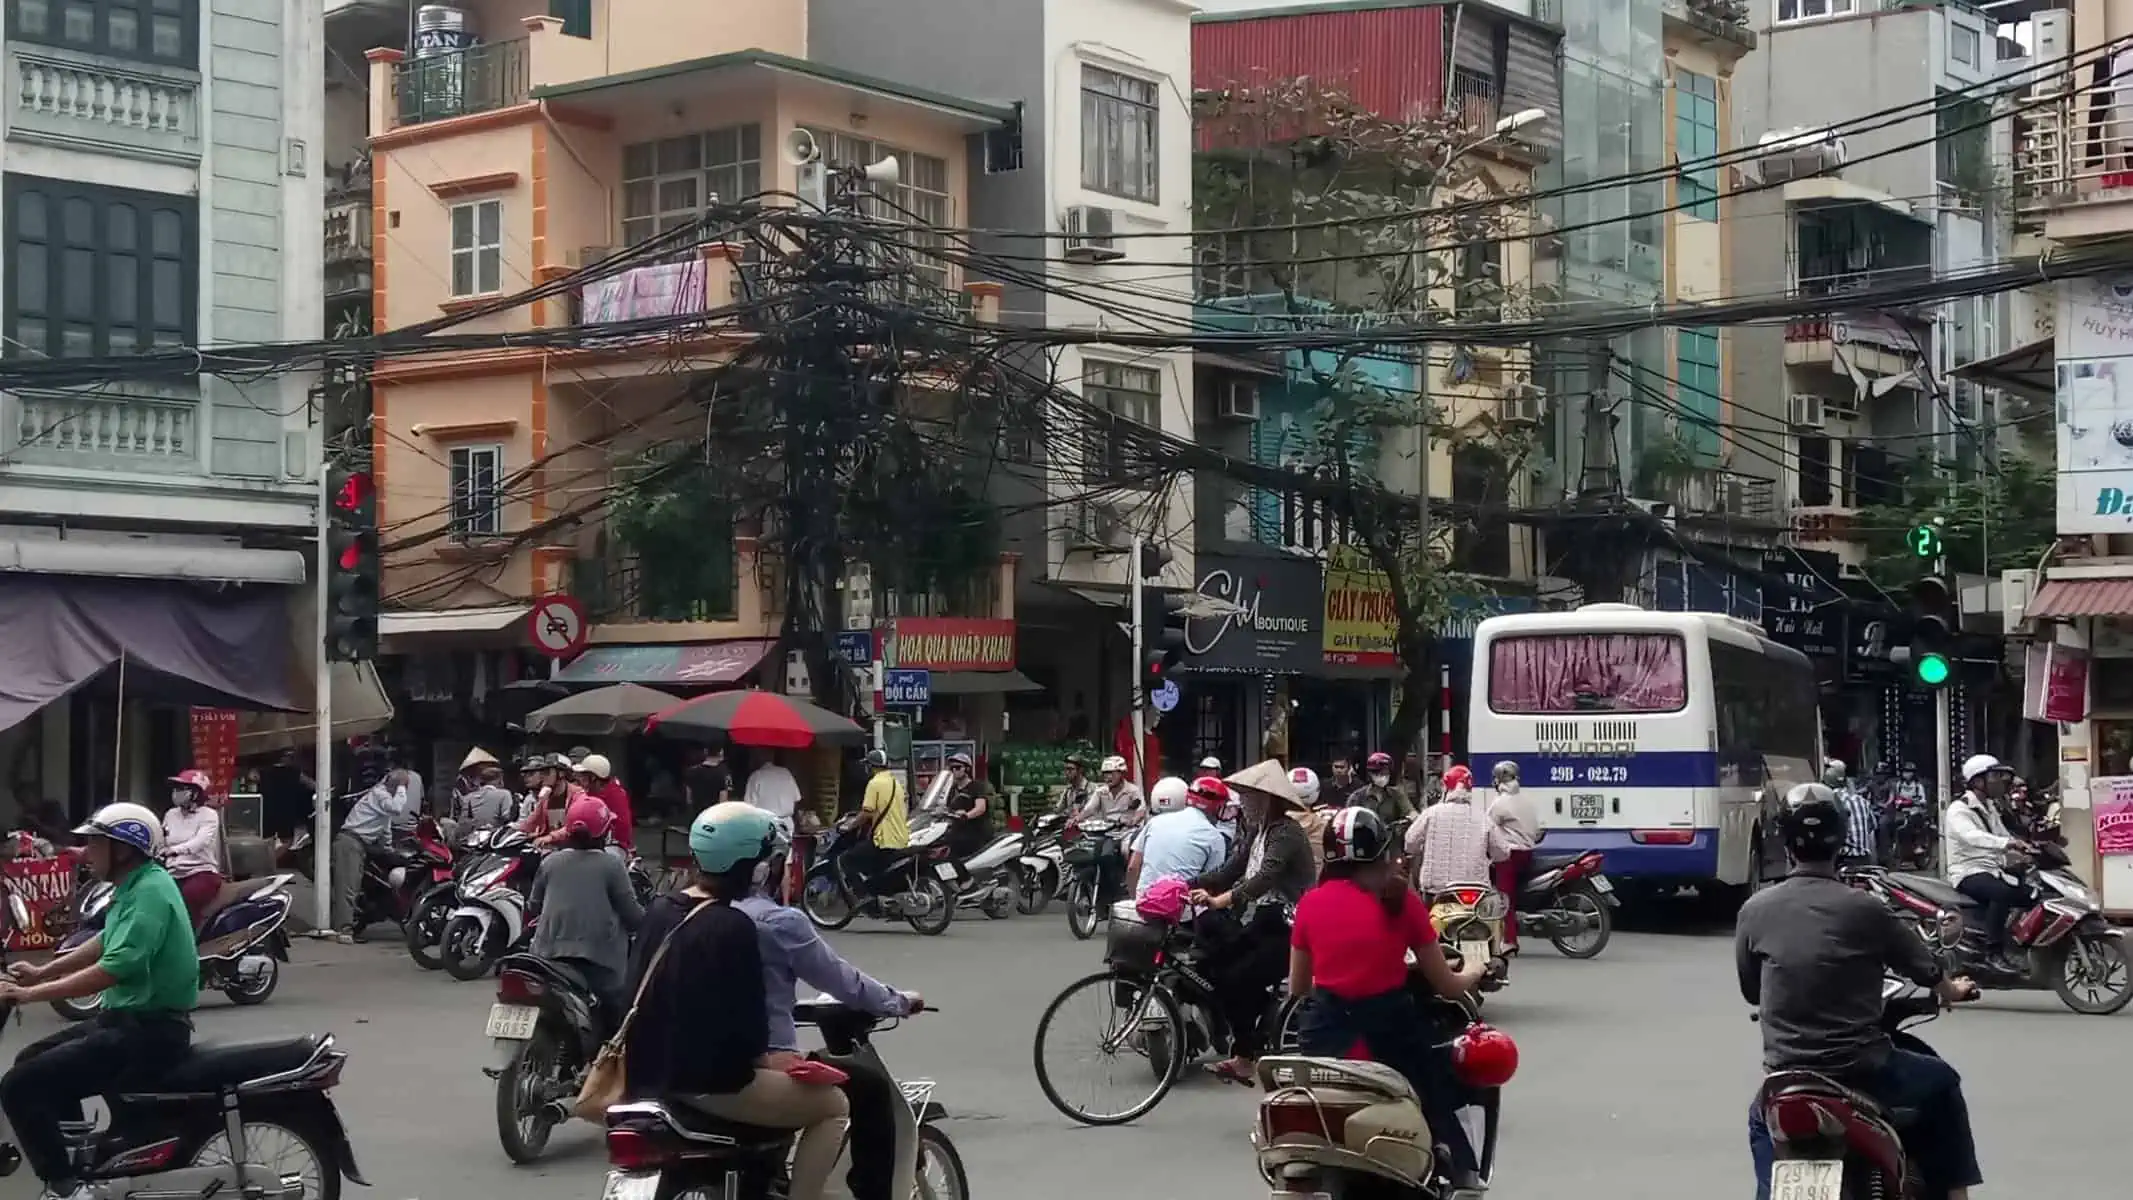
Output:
(1467, 604), (1820, 897)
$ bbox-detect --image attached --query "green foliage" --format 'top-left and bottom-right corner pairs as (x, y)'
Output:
(607, 450), (739, 620)
(1857, 453), (2056, 587)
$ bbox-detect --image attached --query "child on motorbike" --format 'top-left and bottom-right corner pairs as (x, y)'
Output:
(1290, 806), (1487, 1195)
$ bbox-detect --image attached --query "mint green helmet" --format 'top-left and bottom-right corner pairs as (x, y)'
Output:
(688, 802), (777, 873)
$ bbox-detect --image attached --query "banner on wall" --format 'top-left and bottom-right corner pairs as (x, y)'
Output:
(1322, 546), (1400, 668)
(2098, 779), (2133, 856)
(2, 851), (82, 951)
(2055, 277), (2133, 532)
(188, 708), (241, 803)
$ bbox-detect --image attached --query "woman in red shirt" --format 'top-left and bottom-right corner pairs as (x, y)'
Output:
(1289, 807), (1486, 1188)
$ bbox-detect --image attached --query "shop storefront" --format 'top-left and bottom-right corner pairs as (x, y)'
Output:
(876, 617), (1038, 792)
(2020, 580), (2133, 917)
(1170, 549), (1325, 770)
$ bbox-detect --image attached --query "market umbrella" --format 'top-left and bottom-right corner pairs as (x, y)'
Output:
(524, 683), (680, 738)
(644, 689), (866, 749)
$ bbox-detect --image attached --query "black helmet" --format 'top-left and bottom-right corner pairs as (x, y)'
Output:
(1779, 783), (1845, 862)
(865, 749), (889, 770)
(1322, 806), (1390, 865)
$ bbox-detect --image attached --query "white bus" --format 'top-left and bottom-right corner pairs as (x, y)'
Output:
(1466, 604), (1821, 897)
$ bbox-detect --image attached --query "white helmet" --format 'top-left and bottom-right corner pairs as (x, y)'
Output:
(1149, 776), (1190, 813)
(74, 801), (164, 857)
(1197, 755), (1222, 772)
(1960, 754), (2003, 786)
(1288, 766), (1322, 806)
(576, 753), (614, 781)
(1099, 755), (1128, 775)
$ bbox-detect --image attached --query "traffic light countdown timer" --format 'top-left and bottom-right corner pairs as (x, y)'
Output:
(325, 462), (380, 662)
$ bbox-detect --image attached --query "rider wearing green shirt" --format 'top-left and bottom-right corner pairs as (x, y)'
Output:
(0, 802), (198, 1196)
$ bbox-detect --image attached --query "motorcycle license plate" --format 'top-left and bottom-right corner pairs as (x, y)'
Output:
(602, 1172), (659, 1200)
(1590, 875), (1614, 894)
(1570, 794), (1605, 821)
(933, 862), (958, 881)
(1767, 1160), (1843, 1200)
(1458, 941), (1491, 965)
(484, 1003), (539, 1040)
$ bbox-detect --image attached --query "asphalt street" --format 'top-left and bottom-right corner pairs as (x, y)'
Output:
(0, 905), (2121, 1200)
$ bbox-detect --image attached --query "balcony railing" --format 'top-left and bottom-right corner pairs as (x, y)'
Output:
(571, 552), (738, 624)
(391, 39), (530, 127)
(3, 389), (199, 472)
(1449, 70), (1499, 141)
(2007, 93), (2133, 219)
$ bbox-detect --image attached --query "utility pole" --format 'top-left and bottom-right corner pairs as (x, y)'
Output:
(1130, 533), (1146, 787)
(311, 462), (333, 932)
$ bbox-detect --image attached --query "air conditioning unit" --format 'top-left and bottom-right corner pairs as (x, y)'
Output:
(1787, 393), (1826, 430)
(1500, 382), (1545, 426)
(1753, 126), (1847, 185)
(1214, 378), (1260, 422)
(1063, 205), (1124, 262)
(1067, 501), (1123, 548)
(796, 162), (828, 210)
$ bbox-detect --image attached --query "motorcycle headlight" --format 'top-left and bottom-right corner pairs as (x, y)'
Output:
(1935, 910), (1965, 945)
(465, 863), (512, 893)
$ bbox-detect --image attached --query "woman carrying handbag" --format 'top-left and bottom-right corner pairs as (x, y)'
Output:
(578, 802), (849, 1200)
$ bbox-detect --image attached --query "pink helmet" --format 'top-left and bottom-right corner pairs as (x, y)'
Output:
(1137, 876), (1191, 923)
(169, 769), (213, 793)
(564, 796), (613, 839)
(1443, 764), (1474, 792)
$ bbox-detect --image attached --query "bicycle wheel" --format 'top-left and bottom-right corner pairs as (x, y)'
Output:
(1033, 970), (1184, 1126)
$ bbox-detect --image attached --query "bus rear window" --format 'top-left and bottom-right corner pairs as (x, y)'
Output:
(1487, 634), (1688, 714)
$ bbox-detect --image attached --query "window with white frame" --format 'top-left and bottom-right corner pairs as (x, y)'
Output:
(620, 125), (763, 249)
(449, 200), (502, 297)
(1774, 0), (1855, 22)
(1081, 65), (1159, 203)
(448, 445), (503, 539)
(805, 129), (953, 286)
(1950, 24), (1980, 68)
(1083, 360), (1161, 487)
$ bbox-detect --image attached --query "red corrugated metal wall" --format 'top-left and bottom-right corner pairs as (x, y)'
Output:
(1192, 6), (1448, 126)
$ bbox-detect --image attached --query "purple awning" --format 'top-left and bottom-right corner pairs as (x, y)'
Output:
(0, 575), (297, 732)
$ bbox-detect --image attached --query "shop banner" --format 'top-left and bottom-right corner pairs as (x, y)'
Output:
(1323, 546), (1400, 668)
(879, 618), (1017, 672)
(1185, 552), (1323, 675)
(3, 851), (81, 951)
(2098, 780), (2133, 857)
(2022, 641), (2090, 724)
(188, 707), (241, 803)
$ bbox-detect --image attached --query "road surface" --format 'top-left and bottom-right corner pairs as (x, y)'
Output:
(0, 908), (2116, 1199)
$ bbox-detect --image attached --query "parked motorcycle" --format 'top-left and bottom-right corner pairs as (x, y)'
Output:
(1251, 998), (1508, 1198)
(1513, 850), (1618, 959)
(349, 815), (457, 942)
(0, 1003), (365, 1200)
(440, 827), (541, 981)
(1871, 843), (2132, 1014)
(602, 996), (965, 1200)
(1427, 883), (1510, 993)
(1015, 811), (1067, 915)
(485, 952), (615, 1163)
(1061, 817), (1126, 941)
(947, 818), (1023, 920)
(802, 819), (956, 935)
(43, 874), (297, 1022)
(1755, 974), (1949, 1200)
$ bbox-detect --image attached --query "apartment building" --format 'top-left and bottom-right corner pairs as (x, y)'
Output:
(0, 0), (328, 815)
(340, 1), (1019, 739)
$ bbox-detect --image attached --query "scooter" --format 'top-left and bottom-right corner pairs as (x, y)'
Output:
(950, 821), (1023, 920)
(41, 873), (297, 1021)
(1015, 812), (1067, 916)
(802, 820), (956, 936)
(440, 827), (541, 982)
(1512, 850), (1617, 959)
(1427, 883), (1510, 993)
(1061, 817), (1126, 941)
(602, 996), (967, 1200)
(485, 952), (616, 1163)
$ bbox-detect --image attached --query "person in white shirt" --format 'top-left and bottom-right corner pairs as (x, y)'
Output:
(1128, 776), (1231, 900)
(162, 769), (224, 927)
(744, 753), (803, 833)
(1486, 761), (1540, 953)
(1406, 765), (1508, 896)
(1075, 756), (1146, 827)
(1945, 754), (2027, 970)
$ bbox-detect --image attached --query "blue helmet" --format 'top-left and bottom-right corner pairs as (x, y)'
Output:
(688, 802), (778, 874)
(75, 802), (163, 857)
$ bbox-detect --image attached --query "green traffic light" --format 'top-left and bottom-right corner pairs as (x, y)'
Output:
(1915, 653), (1952, 686)
(1906, 525), (1942, 558)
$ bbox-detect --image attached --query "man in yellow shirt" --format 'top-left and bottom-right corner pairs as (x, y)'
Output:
(847, 750), (908, 895)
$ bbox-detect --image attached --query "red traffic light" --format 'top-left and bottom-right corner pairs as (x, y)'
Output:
(333, 471), (374, 512)
(337, 540), (363, 572)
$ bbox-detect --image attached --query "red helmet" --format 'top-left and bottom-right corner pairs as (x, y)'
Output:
(169, 769), (213, 793)
(1186, 776), (1231, 817)
(1442, 764), (1474, 792)
(1451, 1024), (1519, 1088)
(1365, 751), (1393, 772)
(564, 796), (613, 839)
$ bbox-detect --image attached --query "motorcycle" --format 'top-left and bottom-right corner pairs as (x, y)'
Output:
(802, 819), (956, 935)
(405, 824), (503, 971)
(1061, 817), (1127, 941)
(485, 952), (615, 1163)
(1870, 843), (2132, 1015)
(1427, 883), (1511, 993)
(0, 1005), (366, 1200)
(1513, 850), (1618, 959)
(1014, 811), (1067, 915)
(440, 826), (542, 981)
(1755, 974), (1949, 1200)
(1251, 996), (1506, 1199)
(947, 819), (1022, 920)
(602, 996), (966, 1200)
(349, 815), (457, 942)
(1883, 793), (1937, 872)
(43, 873), (297, 1022)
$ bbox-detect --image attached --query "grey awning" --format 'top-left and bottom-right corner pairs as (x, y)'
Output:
(927, 669), (1044, 696)
(1947, 335), (2054, 404)
(0, 537), (305, 584)
(380, 605), (529, 637)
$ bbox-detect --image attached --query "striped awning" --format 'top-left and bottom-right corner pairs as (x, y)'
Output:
(2028, 578), (2133, 619)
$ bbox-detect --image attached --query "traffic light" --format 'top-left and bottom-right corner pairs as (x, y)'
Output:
(324, 462), (380, 662)
(1138, 587), (1189, 685)
(1892, 575), (1956, 689)
(1905, 522), (1943, 560)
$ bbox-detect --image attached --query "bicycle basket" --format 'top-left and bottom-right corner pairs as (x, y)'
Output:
(1104, 905), (1167, 973)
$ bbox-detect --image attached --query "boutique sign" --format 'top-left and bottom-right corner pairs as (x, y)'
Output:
(1184, 552), (1324, 675)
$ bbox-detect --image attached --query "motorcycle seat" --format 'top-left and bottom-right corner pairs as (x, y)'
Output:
(1527, 851), (1583, 874)
(500, 952), (595, 996)
(669, 1099), (801, 1148)
(1885, 872), (1975, 909)
(155, 1035), (326, 1093)
(1763, 1071), (1917, 1128)
(195, 877), (281, 928)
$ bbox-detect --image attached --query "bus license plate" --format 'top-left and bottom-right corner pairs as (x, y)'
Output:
(1768, 1160), (1843, 1200)
(484, 1003), (539, 1040)
(1570, 794), (1605, 821)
